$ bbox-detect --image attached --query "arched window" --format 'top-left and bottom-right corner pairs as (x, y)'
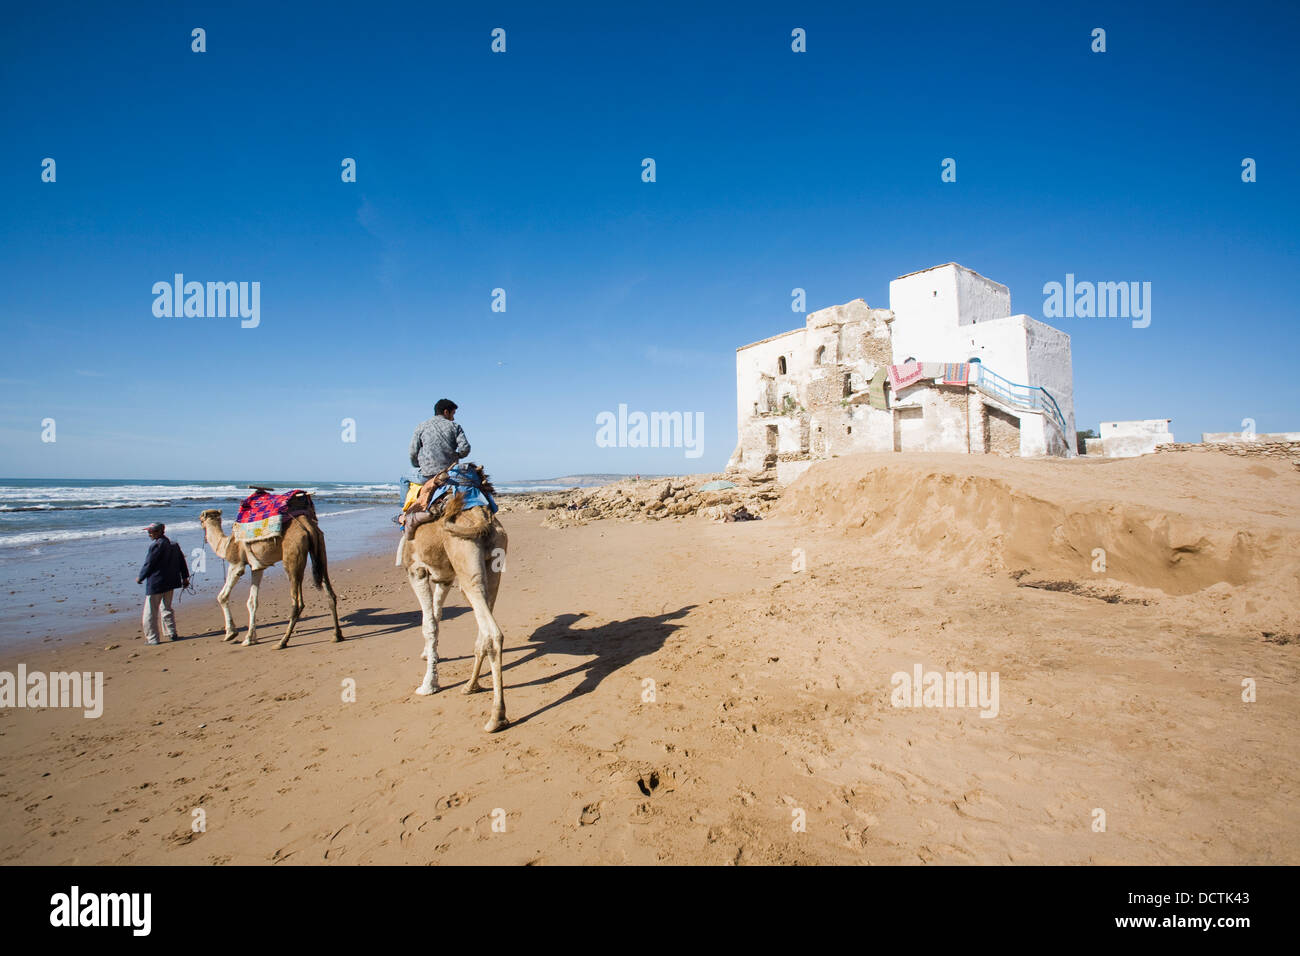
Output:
(778, 356), (787, 375)
(904, 356), (916, 364)
(970, 357), (982, 364)
(815, 346), (826, 364)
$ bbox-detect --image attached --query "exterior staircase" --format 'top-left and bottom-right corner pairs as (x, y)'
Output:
(968, 364), (1071, 455)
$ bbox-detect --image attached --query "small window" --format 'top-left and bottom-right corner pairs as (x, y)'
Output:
(932, 290), (937, 297)
(815, 346), (826, 364)
(778, 356), (787, 375)
(969, 357), (981, 364)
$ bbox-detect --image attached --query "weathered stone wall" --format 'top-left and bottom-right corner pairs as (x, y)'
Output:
(985, 405), (1020, 456)
(1155, 441), (1300, 468)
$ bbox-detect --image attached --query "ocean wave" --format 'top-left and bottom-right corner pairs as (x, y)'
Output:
(0, 500), (174, 512)
(0, 483), (402, 510)
(0, 505), (384, 549)
(0, 484), (245, 501)
(0, 520), (206, 549)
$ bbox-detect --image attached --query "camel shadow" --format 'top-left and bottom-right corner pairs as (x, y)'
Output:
(501, 606), (696, 727)
(341, 605), (469, 641)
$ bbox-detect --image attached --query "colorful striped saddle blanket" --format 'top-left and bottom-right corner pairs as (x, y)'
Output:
(234, 489), (313, 542)
(942, 362), (971, 385)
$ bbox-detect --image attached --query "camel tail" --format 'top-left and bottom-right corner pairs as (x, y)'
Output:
(305, 520), (328, 590)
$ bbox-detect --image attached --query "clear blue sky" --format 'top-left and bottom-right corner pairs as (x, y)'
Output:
(2, 0), (1297, 481)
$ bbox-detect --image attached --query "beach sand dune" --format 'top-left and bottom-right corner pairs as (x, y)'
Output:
(1, 452), (1296, 864)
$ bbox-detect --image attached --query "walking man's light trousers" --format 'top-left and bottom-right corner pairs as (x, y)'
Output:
(143, 590), (177, 644)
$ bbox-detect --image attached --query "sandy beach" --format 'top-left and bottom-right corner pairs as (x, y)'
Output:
(2, 451), (1297, 865)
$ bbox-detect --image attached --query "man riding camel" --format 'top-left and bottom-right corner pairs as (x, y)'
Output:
(402, 399), (496, 533)
(409, 398), (470, 482)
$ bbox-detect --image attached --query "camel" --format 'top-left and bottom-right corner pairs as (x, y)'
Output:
(198, 505), (343, 649)
(400, 467), (509, 732)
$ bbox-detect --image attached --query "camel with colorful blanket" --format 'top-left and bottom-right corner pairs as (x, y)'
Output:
(198, 488), (343, 648)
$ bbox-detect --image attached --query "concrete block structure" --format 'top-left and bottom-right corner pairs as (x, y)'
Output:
(728, 263), (1076, 480)
(1090, 419), (1175, 458)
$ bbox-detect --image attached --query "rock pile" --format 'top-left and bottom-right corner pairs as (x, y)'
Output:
(498, 472), (782, 527)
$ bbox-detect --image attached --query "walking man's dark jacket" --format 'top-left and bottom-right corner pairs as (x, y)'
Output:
(139, 536), (190, 595)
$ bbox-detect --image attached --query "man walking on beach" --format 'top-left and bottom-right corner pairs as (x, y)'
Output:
(409, 398), (471, 482)
(137, 523), (190, 645)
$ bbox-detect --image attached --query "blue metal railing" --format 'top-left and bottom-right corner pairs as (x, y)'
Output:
(970, 364), (1069, 447)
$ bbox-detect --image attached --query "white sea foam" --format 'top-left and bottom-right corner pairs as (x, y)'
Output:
(0, 506), (383, 549)
(0, 520), (206, 549)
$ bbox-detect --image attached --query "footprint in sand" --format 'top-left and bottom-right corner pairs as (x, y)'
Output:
(435, 792), (469, 811)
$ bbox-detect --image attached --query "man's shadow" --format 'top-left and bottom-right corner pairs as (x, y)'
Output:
(500, 606), (696, 726)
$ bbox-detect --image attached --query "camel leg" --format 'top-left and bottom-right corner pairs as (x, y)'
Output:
(279, 558), (306, 650)
(317, 539), (344, 642)
(464, 577), (490, 694)
(420, 581), (448, 661)
(461, 583), (507, 732)
(218, 564), (245, 641)
(466, 529), (507, 695)
(408, 569), (441, 695)
(243, 568), (263, 646)
(324, 574), (343, 642)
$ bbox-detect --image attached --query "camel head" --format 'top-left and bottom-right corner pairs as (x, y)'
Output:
(198, 508), (223, 525)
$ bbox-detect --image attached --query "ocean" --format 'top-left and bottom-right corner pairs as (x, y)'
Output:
(0, 477), (572, 648)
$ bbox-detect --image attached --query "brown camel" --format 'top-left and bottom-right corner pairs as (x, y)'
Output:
(198, 506), (343, 648)
(400, 468), (509, 732)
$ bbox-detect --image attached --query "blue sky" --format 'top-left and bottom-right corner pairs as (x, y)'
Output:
(2, 0), (1297, 481)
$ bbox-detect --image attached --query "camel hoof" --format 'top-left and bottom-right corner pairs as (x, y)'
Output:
(463, 682), (480, 695)
(277, 640), (289, 650)
(223, 633), (237, 643)
(483, 716), (509, 733)
(415, 683), (439, 696)
(242, 637), (257, 647)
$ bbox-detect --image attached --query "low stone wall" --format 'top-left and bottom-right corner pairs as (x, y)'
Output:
(1155, 440), (1300, 467)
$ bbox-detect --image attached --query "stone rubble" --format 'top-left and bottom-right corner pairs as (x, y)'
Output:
(496, 472), (783, 527)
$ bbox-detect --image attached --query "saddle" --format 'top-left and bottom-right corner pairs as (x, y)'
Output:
(400, 471), (451, 538)
(398, 464), (498, 539)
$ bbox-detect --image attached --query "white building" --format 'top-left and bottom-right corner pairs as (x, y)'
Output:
(1087, 420), (1175, 458)
(728, 263), (1076, 482)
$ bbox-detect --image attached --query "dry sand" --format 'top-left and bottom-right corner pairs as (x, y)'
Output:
(1, 451), (1297, 864)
